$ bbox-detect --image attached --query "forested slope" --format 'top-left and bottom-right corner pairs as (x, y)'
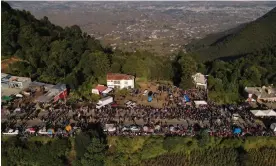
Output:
(2, 1), (276, 104)
(186, 7), (276, 61)
(3, 135), (276, 166)
(1, 2), (173, 97)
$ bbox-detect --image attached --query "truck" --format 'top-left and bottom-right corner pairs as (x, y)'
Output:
(96, 96), (113, 109)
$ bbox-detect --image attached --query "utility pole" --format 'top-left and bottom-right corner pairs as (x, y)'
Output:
(205, 75), (209, 102)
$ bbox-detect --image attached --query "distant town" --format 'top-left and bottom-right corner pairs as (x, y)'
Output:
(9, 1), (276, 55)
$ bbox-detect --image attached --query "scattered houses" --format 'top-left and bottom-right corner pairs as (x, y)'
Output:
(245, 86), (276, 102)
(106, 73), (135, 89)
(1, 73), (67, 103)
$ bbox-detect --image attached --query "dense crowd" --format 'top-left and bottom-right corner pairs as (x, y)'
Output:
(2, 92), (276, 138)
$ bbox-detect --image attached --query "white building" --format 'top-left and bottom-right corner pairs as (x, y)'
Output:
(192, 73), (207, 90)
(106, 73), (134, 89)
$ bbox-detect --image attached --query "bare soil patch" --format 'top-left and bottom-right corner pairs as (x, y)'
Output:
(1, 57), (22, 73)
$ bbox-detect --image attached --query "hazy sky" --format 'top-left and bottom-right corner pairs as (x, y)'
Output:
(5, 0), (276, 1)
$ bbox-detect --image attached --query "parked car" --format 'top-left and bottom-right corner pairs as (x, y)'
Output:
(121, 126), (130, 132)
(3, 128), (19, 135)
(125, 100), (132, 106)
(130, 125), (141, 132)
(143, 90), (148, 95)
(25, 128), (36, 134)
(111, 102), (118, 108)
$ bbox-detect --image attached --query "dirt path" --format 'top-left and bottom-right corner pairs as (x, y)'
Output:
(1, 57), (22, 73)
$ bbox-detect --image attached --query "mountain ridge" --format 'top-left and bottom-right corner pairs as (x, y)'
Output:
(186, 7), (276, 62)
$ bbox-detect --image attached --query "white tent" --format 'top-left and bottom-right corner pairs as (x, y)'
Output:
(105, 124), (116, 132)
(102, 87), (113, 94)
(250, 110), (276, 117)
(270, 123), (276, 132)
(263, 110), (276, 116)
(194, 100), (207, 105)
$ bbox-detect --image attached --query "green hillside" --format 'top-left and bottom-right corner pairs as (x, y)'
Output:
(1, 1), (173, 100)
(186, 7), (276, 62)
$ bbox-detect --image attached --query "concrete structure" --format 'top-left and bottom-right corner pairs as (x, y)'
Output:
(35, 83), (67, 103)
(1, 73), (31, 89)
(192, 73), (207, 90)
(92, 85), (108, 95)
(245, 86), (276, 102)
(106, 73), (134, 89)
(1, 73), (32, 96)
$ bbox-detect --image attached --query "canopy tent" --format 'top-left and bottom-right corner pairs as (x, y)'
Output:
(233, 128), (242, 134)
(65, 125), (72, 132)
(250, 110), (276, 117)
(47, 129), (55, 134)
(1, 96), (12, 101)
(105, 124), (116, 132)
(16, 94), (23, 98)
(184, 95), (190, 102)
(155, 125), (161, 130)
(148, 96), (153, 102)
(270, 123), (276, 132)
(194, 100), (207, 105)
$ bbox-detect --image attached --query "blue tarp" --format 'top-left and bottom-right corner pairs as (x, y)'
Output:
(47, 129), (54, 135)
(148, 96), (153, 102)
(233, 128), (242, 134)
(184, 95), (190, 102)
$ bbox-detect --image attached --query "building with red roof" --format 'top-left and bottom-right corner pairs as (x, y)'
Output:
(92, 84), (108, 95)
(106, 73), (134, 89)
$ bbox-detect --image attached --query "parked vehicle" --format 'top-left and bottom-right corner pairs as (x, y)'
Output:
(96, 96), (113, 109)
(143, 90), (148, 96)
(125, 100), (132, 106)
(130, 125), (141, 132)
(3, 129), (19, 135)
(121, 126), (130, 132)
(25, 128), (36, 134)
(111, 102), (118, 108)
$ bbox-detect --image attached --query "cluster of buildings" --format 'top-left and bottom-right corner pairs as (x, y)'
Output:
(245, 86), (276, 103)
(1, 73), (67, 103)
(3, 70), (274, 106)
(92, 73), (135, 95)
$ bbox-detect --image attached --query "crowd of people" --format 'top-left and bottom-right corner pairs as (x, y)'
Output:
(1, 85), (276, 138)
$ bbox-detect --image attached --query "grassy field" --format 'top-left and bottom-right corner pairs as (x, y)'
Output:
(114, 80), (176, 108)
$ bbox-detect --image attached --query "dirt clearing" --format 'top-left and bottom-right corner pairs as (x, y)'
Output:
(1, 57), (22, 73)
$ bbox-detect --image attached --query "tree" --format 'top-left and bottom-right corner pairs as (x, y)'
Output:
(80, 137), (107, 166)
(178, 54), (197, 89)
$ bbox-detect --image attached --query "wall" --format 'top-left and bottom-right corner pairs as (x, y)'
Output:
(107, 79), (134, 89)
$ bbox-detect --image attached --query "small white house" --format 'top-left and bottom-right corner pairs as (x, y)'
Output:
(92, 85), (107, 95)
(192, 73), (207, 90)
(106, 73), (134, 89)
